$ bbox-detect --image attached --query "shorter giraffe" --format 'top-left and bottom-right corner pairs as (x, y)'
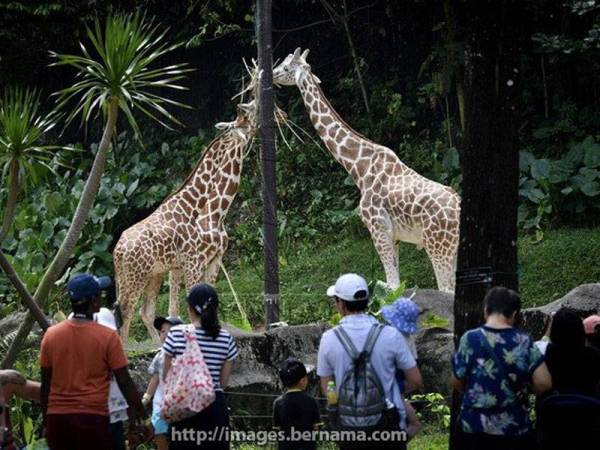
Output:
(273, 48), (461, 292)
(113, 101), (257, 342)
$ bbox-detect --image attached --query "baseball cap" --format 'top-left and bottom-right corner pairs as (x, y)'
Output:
(381, 297), (421, 334)
(187, 283), (219, 315)
(326, 273), (369, 301)
(153, 315), (184, 330)
(279, 358), (308, 387)
(583, 315), (600, 334)
(67, 273), (112, 305)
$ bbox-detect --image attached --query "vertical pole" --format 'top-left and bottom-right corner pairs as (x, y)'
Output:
(257, 0), (280, 324)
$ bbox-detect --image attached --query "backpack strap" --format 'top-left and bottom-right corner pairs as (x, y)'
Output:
(334, 326), (360, 360)
(362, 324), (384, 357)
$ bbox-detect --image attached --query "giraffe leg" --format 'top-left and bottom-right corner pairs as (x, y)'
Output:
(204, 234), (228, 284)
(359, 197), (400, 289)
(422, 222), (458, 293)
(141, 274), (163, 343)
(168, 269), (184, 317)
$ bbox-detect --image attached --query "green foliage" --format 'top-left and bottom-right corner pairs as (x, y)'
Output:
(421, 312), (450, 329)
(51, 12), (192, 136)
(518, 136), (600, 231)
(410, 392), (451, 430)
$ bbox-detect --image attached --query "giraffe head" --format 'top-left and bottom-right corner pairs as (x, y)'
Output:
(215, 100), (258, 140)
(273, 48), (320, 86)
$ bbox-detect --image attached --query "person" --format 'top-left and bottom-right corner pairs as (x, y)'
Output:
(0, 370), (40, 450)
(544, 309), (600, 397)
(273, 358), (322, 450)
(534, 313), (553, 355)
(40, 273), (148, 450)
(317, 273), (423, 450)
(380, 297), (422, 440)
(451, 286), (553, 450)
(163, 283), (239, 450)
(584, 314), (600, 352)
(142, 315), (183, 450)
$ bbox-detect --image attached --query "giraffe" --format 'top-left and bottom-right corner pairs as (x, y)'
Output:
(113, 101), (258, 342)
(273, 48), (461, 293)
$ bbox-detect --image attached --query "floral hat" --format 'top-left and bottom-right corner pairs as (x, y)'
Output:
(381, 297), (421, 334)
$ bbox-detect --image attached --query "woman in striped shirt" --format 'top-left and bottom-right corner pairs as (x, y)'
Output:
(163, 283), (239, 450)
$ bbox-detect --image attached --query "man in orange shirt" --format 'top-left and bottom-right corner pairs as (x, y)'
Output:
(40, 273), (147, 450)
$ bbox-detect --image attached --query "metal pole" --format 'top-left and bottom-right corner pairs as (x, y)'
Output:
(257, 0), (280, 324)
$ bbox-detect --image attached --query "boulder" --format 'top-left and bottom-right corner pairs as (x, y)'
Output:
(415, 327), (454, 396)
(405, 289), (454, 331)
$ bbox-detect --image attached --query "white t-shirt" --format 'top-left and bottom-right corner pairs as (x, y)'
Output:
(148, 350), (166, 413)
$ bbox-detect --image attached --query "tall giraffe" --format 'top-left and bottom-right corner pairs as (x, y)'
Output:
(113, 101), (258, 342)
(273, 48), (460, 292)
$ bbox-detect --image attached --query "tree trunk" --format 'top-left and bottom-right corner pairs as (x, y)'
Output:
(0, 159), (21, 242)
(449, 1), (525, 447)
(1, 98), (119, 369)
(256, 0), (280, 325)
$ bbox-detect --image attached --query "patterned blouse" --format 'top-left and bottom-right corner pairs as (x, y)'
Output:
(452, 326), (544, 436)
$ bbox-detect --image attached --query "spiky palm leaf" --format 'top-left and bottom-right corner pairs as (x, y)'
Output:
(0, 87), (65, 185)
(50, 12), (192, 137)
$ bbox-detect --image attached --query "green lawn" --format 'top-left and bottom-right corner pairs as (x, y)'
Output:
(129, 227), (600, 338)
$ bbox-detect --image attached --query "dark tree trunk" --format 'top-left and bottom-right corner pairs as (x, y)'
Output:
(256, 0), (280, 324)
(449, 1), (526, 447)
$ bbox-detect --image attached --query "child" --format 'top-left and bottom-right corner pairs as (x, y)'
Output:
(381, 297), (422, 440)
(273, 358), (322, 450)
(142, 316), (183, 450)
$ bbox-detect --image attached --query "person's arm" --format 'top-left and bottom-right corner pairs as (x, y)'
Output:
(402, 366), (424, 393)
(163, 354), (172, 383)
(531, 362), (552, 395)
(450, 374), (466, 393)
(143, 375), (159, 407)
(7, 380), (41, 402)
(320, 376), (333, 397)
(40, 367), (52, 421)
(220, 360), (233, 389)
(113, 367), (147, 420)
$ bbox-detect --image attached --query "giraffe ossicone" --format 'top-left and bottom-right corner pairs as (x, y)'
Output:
(273, 48), (461, 293)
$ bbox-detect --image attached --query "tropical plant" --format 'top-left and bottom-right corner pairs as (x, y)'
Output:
(0, 87), (65, 241)
(1, 12), (191, 369)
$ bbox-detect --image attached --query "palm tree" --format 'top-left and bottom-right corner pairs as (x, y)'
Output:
(1, 12), (191, 368)
(0, 87), (64, 241)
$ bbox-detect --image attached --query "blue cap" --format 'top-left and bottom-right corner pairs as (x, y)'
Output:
(67, 273), (112, 304)
(381, 297), (421, 334)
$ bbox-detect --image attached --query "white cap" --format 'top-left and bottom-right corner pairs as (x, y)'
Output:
(94, 307), (117, 330)
(326, 273), (369, 301)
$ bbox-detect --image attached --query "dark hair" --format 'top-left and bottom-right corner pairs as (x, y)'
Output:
(187, 283), (221, 339)
(340, 298), (369, 312)
(484, 286), (521, 318)
(550, 309), (585, 348)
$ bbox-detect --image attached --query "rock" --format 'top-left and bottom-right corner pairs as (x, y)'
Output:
(405, 289), (454, 331)
(415, 328), (454, 396)
(520, 283), (600, 339)
(0, 310), (46, 350)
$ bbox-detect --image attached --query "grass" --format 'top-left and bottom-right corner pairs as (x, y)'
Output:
(128, 226), (600, 339)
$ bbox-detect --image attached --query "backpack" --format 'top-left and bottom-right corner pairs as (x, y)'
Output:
(333, 323), (387, 428)
(161, 325), (216, 423)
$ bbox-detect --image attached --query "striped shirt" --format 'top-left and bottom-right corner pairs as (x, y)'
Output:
(163, 325), (238, 390)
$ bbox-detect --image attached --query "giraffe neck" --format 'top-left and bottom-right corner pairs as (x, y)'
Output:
(296, 69), (374, 186)
(163, 132), (242, 213)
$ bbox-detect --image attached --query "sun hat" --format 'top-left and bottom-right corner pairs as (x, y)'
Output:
(279, 358), (308, 388)
(326, 273), (369, 301)
(381, 297), (421, 334)
(153, 316), (184, 330)
(67, 273), (112, 305)
(583, 315), (600, 335)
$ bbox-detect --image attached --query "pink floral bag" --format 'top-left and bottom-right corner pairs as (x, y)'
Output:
(161, 325), (216, 422)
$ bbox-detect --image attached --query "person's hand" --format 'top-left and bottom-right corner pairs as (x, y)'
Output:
(0, 370), (25, 386)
